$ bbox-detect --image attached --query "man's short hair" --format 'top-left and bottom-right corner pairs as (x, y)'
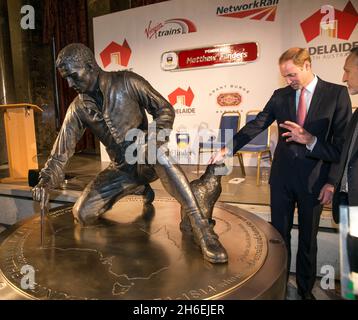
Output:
(349, 47), (358, 65)
(56, 43), (98, 69)
(279, 47), (311, 67)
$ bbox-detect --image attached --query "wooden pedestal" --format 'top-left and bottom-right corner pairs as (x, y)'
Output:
(0, 104), (43, 182)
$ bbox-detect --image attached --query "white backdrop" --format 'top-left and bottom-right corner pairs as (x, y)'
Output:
(93, 0), (358, 165)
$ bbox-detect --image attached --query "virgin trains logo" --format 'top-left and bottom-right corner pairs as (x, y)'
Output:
(145, 18), (197, 39)
(300, 1), (357, 43)
(217, 0), (279, 22)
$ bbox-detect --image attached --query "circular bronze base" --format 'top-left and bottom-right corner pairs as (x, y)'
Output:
(0, 197), (287, 300)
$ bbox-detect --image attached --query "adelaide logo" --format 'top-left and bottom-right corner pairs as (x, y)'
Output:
(300, 1), (358, 58)
(168, 87), (196, 116)
(300, 1), (357, 43)
(100, 40), (132, 68)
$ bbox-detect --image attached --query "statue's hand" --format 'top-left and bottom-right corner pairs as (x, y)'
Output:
(32, 179), (50, 208)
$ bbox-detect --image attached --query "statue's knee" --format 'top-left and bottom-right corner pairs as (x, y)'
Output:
(156, 150), (170, 166)
(73, 202), (98, 226)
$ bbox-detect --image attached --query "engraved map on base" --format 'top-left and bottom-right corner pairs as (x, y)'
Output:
(0, 197), (268, 300)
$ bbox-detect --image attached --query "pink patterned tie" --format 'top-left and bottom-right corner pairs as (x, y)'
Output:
(297, 87), (307, 127)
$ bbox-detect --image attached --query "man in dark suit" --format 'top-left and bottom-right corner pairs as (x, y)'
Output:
(319, 47), (358, 295)
(211, 47), (352, 299)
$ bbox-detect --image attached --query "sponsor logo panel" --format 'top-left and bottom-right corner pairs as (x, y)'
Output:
(161, 42), (259, 71)
(100, 40), (132, 69)
(217, 93), (242, 107)
(301, 1), (357, 43)
(209, 84), (250, 115)
(300, 1), (358, 60)
(216, 0), (279, 22)
(168, 87), (196, 116)
(145, 18), (197, 40)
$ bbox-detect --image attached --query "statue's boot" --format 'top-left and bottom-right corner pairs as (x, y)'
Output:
(180, 215), (193, 233)
(187, 212), (228, 264)
(180, 214), (216, 233)
(180, 163), (223, 240)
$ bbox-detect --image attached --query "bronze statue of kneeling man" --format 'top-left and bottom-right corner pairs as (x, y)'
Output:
(32, 43), (228, 264)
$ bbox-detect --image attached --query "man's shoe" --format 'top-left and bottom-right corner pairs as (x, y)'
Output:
(143, 184), (155, 204)
(298, 291), (316, 300)
(134, 184), (155, 204)
(193, 227), (228, 264)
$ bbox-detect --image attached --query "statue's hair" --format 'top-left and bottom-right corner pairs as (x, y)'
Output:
(56, 43), (99, 69)
(279, 47), (311, 67)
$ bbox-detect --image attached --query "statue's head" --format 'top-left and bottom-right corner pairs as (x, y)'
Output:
(56, 43), (100, 94)
(202, 163), (227, 180)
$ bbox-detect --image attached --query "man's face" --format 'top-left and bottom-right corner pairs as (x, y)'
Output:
(58, 62), (97, 94)
(343, 54), (358, 95)
(279, 59), (311, 90)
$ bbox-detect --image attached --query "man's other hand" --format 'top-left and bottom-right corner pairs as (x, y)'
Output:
(209, 147), (228, 164)
(318, 183), (335, 205)
(280, 121), (315, 145)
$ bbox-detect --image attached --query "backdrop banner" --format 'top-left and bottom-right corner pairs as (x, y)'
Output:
(93, 0), (358, 165)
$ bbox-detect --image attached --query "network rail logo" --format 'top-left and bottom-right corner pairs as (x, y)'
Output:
(216, 0), (279, 22)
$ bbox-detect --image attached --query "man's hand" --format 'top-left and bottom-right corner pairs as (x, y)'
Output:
(318, 183), (335, 205)
(279, 121), (315, 145)
(32, 179), (49, 207)
(209, 147), (228, 164)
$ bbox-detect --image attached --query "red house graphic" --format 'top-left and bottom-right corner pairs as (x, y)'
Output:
(300, 1), (358, 43)
(168, 87), (194, 107)
(100, 40), (132, 68)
